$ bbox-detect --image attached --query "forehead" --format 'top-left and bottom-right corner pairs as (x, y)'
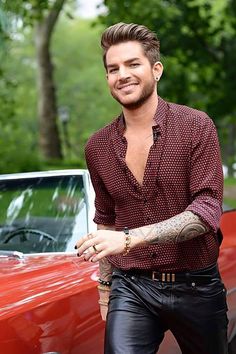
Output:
(106, 41), (147, 65)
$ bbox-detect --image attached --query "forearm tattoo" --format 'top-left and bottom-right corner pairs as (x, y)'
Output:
(97, 224), (114, 281)
(99, 258), (113, 282)
(130, 211), (209, 245)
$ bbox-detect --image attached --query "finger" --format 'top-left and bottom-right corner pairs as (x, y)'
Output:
(90, 249), (108, 263)
(75, 233), (95, 249)
(84, 244), (101, 261)
(83, 246), (96, 261)
(75, 235), (88, 249)
(92, 244), (99, 254)
(77, 238), (97, 256)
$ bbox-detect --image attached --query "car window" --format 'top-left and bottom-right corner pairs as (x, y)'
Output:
(0, 174), (88, 254)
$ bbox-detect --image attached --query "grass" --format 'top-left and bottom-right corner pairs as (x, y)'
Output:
(224, 177), (236, 209)
(0, 187), (84, 224)
(224, 198), (236, 209)
(224, 177), (236, 186)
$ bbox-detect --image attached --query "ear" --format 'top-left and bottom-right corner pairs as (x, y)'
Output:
(153, 61), (163, 81)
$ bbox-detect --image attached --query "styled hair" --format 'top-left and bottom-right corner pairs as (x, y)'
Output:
(101, 22), (160, 69)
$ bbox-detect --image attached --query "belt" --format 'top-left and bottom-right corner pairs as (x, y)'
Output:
(117, 265), (218, 284)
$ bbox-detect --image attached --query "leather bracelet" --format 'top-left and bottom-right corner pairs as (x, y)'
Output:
(123, 227), (131, 256)
(98, 299), (109, 306)
(98, 278), (112, 286)
(97, 284), (111, 292)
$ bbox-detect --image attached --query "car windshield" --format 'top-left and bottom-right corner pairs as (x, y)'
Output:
(0, 174), (88, 254)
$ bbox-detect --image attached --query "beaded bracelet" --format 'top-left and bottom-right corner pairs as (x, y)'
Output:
(123, 227), (131, 256)
(98, 278), (112, 287)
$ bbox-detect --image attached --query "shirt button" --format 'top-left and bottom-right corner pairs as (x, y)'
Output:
(146, 217), (150, 222)
(151, 252), (157, 259)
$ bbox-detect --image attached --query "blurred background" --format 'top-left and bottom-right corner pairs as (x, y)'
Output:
(0, 0), (235, 207)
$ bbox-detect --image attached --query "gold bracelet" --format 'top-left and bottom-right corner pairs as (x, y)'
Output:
(123, 227), (131, 255)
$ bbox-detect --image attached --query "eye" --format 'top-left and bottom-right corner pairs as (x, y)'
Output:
(130, 63), (140, 67)
(108, 68), (118, 74)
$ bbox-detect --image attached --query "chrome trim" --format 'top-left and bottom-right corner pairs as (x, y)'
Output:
(0, 169), (87, 180)
(0, 250), (24, 259)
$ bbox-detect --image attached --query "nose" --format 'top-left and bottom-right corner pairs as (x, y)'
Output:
(118, 66), (130, 80)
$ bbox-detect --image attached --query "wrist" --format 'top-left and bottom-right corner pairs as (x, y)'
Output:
(98, 284), (111, 305)
(122, 228), (145, 254)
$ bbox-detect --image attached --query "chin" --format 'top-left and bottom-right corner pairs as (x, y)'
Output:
(116, 94), (140, 107)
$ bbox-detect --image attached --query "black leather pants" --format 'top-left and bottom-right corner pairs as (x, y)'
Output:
(104, 264), (228, 354)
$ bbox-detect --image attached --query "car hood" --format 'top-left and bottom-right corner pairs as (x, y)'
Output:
(0, 253), (98, 320)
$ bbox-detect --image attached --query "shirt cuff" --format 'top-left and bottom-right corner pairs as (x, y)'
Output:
(186, 197), (222, 233)
(94, 210), (116, 226)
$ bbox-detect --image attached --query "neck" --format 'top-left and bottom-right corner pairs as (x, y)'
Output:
(123, 92), (158, 130)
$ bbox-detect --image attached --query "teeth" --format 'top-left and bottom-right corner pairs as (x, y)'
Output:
(120, 84), (136, 89)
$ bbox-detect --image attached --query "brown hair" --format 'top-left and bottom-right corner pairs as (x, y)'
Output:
(101, 22), (160, 69)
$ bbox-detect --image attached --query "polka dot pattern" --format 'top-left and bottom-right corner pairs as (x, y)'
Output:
(85, 96), (223, 272)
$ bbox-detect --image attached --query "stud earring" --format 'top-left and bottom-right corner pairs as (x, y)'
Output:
(155, 77), (159, 81)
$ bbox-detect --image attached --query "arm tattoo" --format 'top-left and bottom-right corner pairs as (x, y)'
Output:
(130, 211), (209, 245)
(97, 224), (115, 281)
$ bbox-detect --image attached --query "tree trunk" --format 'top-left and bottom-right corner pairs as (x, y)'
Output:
(35, 0), (66, 160)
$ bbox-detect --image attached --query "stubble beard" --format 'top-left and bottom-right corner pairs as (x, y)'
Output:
(111, 79), (156, 110)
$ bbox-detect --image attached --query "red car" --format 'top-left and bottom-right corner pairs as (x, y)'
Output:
(0, 170), (104, 354)
(0, 170), (235, 353)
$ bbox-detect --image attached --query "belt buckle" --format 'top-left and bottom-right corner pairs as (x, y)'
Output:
(152, 271), (176, 282)
(152, 271), (160, 281)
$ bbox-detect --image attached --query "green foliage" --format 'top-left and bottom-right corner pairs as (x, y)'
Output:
(0, 123), (42, 173)
(1, 1), (235, 174)
(99, 0), (236, 172)
(99, 0), (236, 115)
(0, 17), (120, 172)
(1, 0), (52, 25)
(52, 17), (120, 159)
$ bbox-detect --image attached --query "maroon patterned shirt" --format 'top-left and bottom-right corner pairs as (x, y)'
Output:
(85, 96), (223, 272)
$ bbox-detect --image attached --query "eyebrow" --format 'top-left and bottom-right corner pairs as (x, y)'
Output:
(107, 57), (141, 69)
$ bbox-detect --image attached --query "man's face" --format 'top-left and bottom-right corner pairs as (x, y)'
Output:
(106, 41), (158, 110)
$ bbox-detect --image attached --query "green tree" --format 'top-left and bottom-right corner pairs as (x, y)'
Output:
(99, 0), (236, 175)
(1, 17), (120, 170)
(52, 18), (120, 160)
(1, 0), (70, 161)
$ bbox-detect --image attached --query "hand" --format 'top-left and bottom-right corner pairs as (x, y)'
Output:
(75, 230), (126, 262)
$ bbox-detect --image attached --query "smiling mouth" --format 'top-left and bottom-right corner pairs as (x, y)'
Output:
(118, 83), (138, 90)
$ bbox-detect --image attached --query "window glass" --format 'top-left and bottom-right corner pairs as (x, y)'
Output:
(0, 175), (87, 253)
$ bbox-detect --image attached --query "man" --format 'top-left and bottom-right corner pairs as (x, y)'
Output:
(75, 22), (228, 354)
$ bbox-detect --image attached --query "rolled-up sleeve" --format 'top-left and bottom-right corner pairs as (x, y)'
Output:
(186, 115), (223, 232)
(85, 138), (116, 226)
